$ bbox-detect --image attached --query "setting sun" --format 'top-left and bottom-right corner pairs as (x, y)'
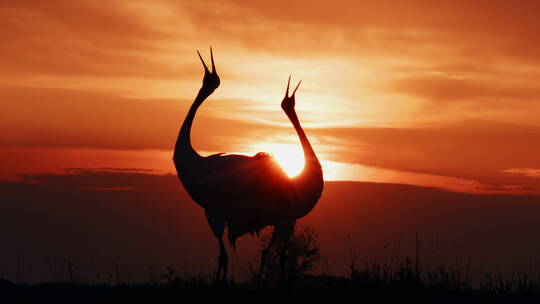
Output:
(250, 143), (305, 177)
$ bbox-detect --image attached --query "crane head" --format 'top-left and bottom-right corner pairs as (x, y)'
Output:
(197, 47), (220, 95)
(281, 76), (301, 113)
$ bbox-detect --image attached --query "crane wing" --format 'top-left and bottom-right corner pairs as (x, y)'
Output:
(182, 152), (297, 245)
(195, 152), (292, 203)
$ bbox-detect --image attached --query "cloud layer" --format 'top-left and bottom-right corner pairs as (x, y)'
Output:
(2, 1), (540, 193)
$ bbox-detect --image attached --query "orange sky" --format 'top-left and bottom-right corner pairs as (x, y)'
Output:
(2, 0), (540, 194)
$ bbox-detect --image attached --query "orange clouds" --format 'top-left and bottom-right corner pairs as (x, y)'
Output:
(0, 86), (276, 151)
(314, 120), (540, 186)
(2, 1), (540, 194)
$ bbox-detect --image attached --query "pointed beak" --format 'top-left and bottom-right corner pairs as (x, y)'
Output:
(210, 46), (216, 74)
(285, 76), (291, 98)
(292, 79), (302, 96)
(197, 50), (210, 73)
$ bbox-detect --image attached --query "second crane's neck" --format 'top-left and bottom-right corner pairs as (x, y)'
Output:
(286, 109), (324, 218)
(177, 89), (209, 161)
(285, 109), (321, 170)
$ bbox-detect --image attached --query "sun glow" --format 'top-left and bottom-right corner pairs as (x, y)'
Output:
(252, 143), (305, 177)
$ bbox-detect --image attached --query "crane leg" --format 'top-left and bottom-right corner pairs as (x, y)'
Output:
(205, 209), (227, 283)
(219, 239), (228, 282)
(279, 238), (290, 280)
(257, 234), (276, 283)
(275, 220), (295, 280)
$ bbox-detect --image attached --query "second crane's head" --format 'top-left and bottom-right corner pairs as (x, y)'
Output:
(197, 47), (220, 96)
(281, 76), (302, 115)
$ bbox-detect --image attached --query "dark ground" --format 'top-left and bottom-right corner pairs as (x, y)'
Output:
(2, 275), (540, 303)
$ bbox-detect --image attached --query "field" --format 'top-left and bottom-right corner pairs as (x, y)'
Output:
(3, 228), (540, 303)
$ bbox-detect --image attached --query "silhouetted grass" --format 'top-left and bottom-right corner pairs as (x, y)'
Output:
(3, 271), (540, 303)
(3, 231), (540, 302)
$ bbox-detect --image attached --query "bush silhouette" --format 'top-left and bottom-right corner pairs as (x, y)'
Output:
(252, 225), (322, 282)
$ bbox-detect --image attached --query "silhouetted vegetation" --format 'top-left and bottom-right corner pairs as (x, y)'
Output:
(3, 227), (540, 302)
(250, 225), (322, 284)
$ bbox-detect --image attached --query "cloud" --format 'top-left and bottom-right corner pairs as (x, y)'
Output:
(5, 0), (538, 83)
(0, 0), (192, 79)
(503, 168), (540, 178)
(0, 85), (282, 151)
(3, 85), (540, 191)
(389, 73), (540, 103)
(312, 119), (540, 188)
(182, 0), (540, 64)
(3, 1), (540, 196)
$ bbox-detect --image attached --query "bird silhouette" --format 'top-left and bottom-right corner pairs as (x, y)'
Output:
(173, 48), (324, 282)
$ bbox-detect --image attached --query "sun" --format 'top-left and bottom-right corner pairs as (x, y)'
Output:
(253, 143), (305, 177)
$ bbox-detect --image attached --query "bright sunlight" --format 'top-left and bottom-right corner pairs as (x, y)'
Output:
(251, 143), (305, 177)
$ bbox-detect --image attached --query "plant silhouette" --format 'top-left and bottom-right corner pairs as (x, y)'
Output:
(252, 225), (322, 283)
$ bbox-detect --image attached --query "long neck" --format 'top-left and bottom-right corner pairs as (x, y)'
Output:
(285, 108), (323, 218)
(285, 110), (321, 170)
(174, 89), (209, 162)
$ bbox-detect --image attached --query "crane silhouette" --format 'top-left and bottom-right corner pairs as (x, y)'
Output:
(173, 48), (323, 282)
